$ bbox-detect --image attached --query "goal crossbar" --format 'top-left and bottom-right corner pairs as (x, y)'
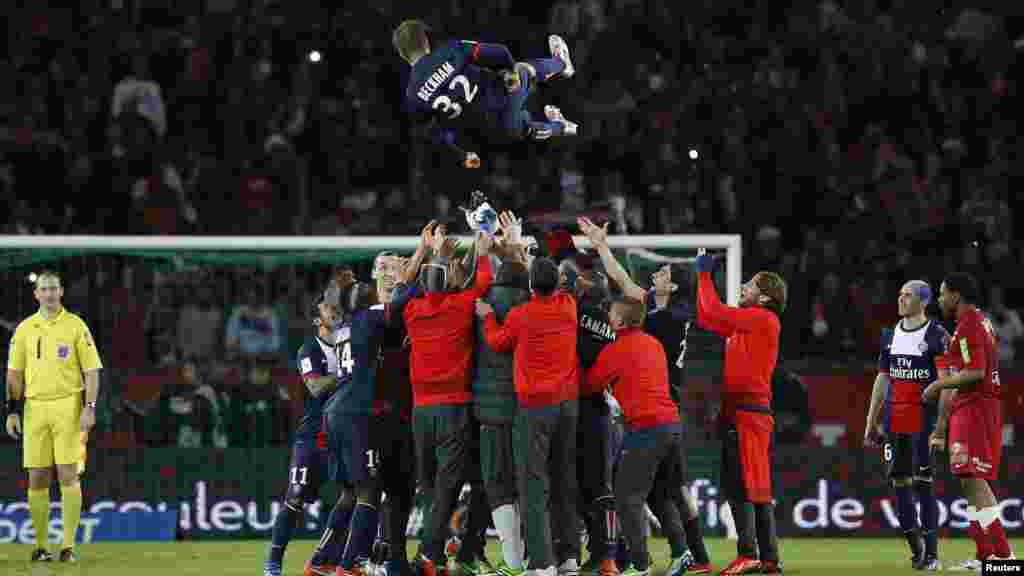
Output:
(0, 234), (742, 305)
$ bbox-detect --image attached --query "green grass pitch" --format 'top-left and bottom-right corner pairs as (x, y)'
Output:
(0, 538), (1020, 575)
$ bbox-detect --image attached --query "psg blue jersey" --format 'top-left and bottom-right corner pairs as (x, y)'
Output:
(878, 319), (950, 434)
(326, 307), (389, 416)
(295, 335), (341, 443)
(404, 39), (512, 159)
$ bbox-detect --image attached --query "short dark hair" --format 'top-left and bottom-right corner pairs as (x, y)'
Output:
(611, 297), (647, 328)
(529, 258), (559, 296)
(943, 272), (980, 304)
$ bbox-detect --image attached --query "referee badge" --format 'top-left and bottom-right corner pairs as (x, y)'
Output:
(57, 344), (71, 360)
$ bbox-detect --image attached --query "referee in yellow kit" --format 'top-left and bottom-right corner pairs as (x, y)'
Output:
(5, 270), (102, 563)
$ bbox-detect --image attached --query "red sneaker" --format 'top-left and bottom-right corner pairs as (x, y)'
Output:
(686, 564), (712, 574)
(719, 557), (761, 575)
(304, 561), (337, 576)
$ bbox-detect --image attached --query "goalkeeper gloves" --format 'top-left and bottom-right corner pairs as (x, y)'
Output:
(464, 202), (498, 237)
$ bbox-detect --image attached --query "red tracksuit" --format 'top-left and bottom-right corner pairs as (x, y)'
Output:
(697, 272), (780, 504)
(404, 256), (493, 406)
(482, 292), (578, 407)
(586, 328), (679, 430)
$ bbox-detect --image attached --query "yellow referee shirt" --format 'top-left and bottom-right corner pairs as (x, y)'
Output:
(7, 308), (103, 400)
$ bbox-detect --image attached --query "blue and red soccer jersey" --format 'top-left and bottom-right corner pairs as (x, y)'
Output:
(877, 320), (950, 434)
(404, 39), (514, 162)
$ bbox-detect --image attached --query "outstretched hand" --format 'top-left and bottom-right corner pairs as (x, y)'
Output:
(577, 217), (608, 247)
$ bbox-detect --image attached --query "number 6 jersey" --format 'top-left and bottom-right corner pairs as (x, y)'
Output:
(404, 39), (515, 163)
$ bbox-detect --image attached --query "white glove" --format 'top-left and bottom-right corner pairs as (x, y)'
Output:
(466, 202), (497, 236)
(504, 217), (522, 245)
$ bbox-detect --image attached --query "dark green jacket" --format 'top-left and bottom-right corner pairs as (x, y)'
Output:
(473, 283), (530, 423)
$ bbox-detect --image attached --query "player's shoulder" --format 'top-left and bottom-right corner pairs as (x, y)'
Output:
(61, 310), (93, 333)
(297, 336), (323, 358)
(12, 312), (41, 335)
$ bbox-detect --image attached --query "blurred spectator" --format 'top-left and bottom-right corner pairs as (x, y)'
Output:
(148, 359), (230, 448)
(145, 276), (180, 367)
(989, 285), (1023, 363)
(178, 282), (224, 362)
(772, 369), (811, 444)
(225, 280), (283, 360)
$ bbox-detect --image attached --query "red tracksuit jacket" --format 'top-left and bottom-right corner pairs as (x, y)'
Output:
(404, 256), (493, 406)
(482, 292), (578, 408)
(586, 328), (680, 430)
(696, 272), (780, 420)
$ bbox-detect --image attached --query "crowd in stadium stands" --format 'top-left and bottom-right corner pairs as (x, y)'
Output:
(1, 2), (1020, 446)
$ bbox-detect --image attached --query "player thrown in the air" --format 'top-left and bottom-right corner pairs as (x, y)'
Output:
(394, 19), (577, 170)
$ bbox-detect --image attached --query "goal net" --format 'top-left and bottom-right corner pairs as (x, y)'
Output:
(0, 234), (740, 442)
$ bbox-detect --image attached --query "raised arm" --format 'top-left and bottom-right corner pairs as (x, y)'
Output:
(696, 272), (768, 336)
(577, 217), (647, 301)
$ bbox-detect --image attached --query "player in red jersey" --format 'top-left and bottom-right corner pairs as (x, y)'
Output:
(923, 272), (1013, 570)
(695, 251), (786, 576)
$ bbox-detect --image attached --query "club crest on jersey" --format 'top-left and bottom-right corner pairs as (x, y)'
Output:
(918, 340), (929, 353)
(57, 344), (70, 360)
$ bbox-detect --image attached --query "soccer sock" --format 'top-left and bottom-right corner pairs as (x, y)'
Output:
(28, 488), (50, 550)
(977, 505), (1009, 558)
(684, 515), (710, 565)
(733, 501), (757, 559)
(312, 496), (355, 565)
(341, 502), (379, 569)
(492, 504), (525, 569)
(754, 503), (780, 564)
(60, 483), (82, 550)
(526, 58), (565, 82)
(966, 506), (993, 561)
(268, 501), (300, 564)
(894, 486), (921, 557)
(914, 480), (938, 557)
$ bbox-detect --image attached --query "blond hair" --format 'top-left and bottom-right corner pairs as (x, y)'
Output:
(754, 271), (787, 315)
(393, 20), (431, 63)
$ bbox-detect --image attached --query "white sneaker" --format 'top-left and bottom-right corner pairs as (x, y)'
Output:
(548, 35), (575, 78)
(543, 106), (578, 137)
(947, 558), (981, 572)
(558, 558), (580, 576)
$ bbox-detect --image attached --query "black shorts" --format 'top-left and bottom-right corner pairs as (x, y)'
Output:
(883, 432), (934, 481)
(286, 440), (330, 502)
(614, 423), (685, 502)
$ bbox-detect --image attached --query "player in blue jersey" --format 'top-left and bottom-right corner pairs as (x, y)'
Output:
(311, 273), (412, 576)
(864, 280), (949, 571)
(394, 19), (578, 169)
(265, 288), (351, 576)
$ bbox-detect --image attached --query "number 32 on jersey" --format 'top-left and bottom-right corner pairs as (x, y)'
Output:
(432, 74), (478, 119)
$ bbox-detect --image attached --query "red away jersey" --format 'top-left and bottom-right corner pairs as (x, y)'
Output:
(696, 272), (780, 420)
(944, 306), (1001, 409)
(586, 328), (679, 430)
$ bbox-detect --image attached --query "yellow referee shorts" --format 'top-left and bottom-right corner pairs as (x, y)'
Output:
(23, 395), (84, 469)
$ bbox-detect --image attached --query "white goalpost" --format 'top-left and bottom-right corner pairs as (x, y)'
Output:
(0, 234), (743, 305)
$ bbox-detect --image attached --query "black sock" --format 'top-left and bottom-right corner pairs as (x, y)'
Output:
(684, 516), (710, 565)
(733, 501), (757, 559)
(754, 503), (779, 564)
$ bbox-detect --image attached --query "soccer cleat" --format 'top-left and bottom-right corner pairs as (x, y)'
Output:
(31, 548), (54, 562)
(547, 35), (575, 78)
(596, 558), (619, 576)
(685, 564), (712, 575)
(265, 561), (283, 576)
(915, 556), (941, 571)
(558, 558), (580, 576)
(417, 555), (439, 576)
(667, 552), (694, 576)
(758, 560), (782, 575)
(543, 106), (579, 137)
(306, 560), (339, 576)
(59, 548), (79, 563)
(618, 565), (649, 576)
(947, 558), (981, 572)
(719, 557), (761, 575)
